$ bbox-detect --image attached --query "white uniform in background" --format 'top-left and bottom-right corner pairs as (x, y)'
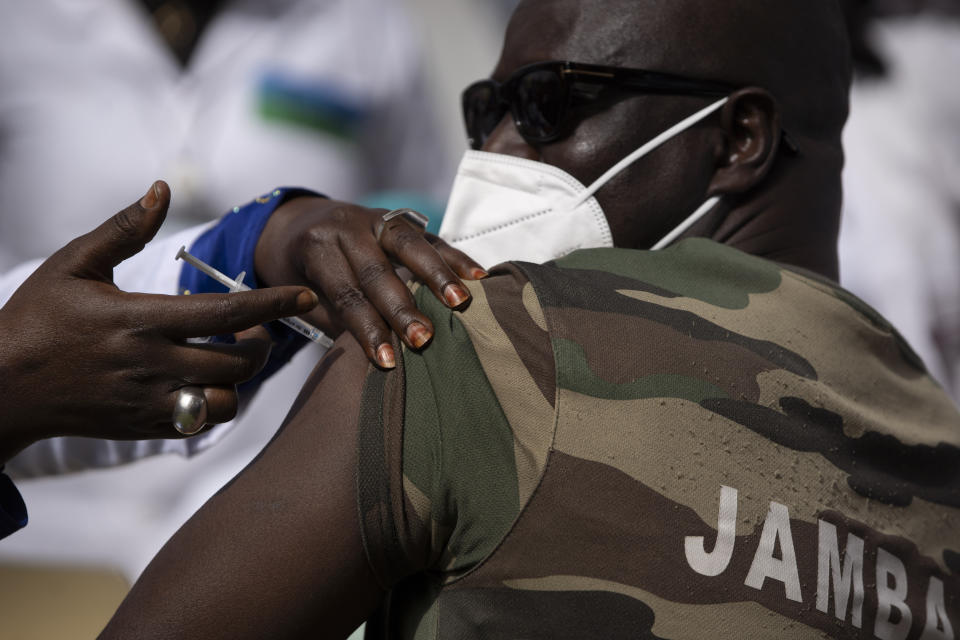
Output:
(839, 14), (960, 403)
(0, 0), (451, 582)
(0, 0), (451, 271)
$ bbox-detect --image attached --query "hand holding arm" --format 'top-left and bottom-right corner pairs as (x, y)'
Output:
(254, 196), (486, 368)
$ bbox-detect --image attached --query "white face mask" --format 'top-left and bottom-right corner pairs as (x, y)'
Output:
(439, 97), (730, 268)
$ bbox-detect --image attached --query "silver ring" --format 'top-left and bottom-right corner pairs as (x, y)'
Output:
(172, 386), (208, 436)
(374, 208), (430, 242)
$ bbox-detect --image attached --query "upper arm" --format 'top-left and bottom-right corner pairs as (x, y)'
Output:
(100, 335), (384, 640)
(359, 270), (557, 586)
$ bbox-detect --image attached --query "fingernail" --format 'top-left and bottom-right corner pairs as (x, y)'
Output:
(296, 289), (319, 311)
(140, 182), (159, 209)
(405, 322), (432, 349)
(471, 268), (489, 280)
(443, 283), (470, 308)
(377, 343), (396, 369)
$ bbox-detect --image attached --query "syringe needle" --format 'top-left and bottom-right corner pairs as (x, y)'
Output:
(176, 246), (333, 348)
(176, 246), (239, 291)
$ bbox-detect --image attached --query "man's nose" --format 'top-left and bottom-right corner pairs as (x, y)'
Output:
(481, 114), (539, 160)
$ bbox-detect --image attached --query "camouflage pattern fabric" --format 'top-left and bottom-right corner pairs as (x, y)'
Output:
(357, 238), (960, 639)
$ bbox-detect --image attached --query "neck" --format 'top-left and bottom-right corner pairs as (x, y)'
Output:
(711, 145), (843, 282)
(139, 0), (224, 67)
(723, 214), (840, 281)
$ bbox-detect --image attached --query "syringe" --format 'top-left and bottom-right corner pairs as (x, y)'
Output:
(176, 246), (334, 349)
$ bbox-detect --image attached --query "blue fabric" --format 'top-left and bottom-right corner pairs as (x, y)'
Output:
(178, 187), (324, 395)
(0, 466), (27, 540)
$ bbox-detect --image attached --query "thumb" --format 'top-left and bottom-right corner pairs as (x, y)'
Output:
(66, 180), (171, 279)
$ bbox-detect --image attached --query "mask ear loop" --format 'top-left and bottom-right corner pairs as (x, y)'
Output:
(572, 96), (730, 207)
(649, 195), (722, 250)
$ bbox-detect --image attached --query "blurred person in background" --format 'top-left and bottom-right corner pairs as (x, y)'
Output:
(0, 0), (451, 272)
(839, 0), (960, 403)
(0, 0), (454, 597)
(487, 0), (520, 24)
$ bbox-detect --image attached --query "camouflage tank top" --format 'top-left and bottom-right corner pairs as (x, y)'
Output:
(357, 239), (959, 639)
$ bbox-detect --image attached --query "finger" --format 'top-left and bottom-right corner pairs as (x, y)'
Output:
(340, 233), (438, 351)
(166, 384), (239, 437)
(172, 331), (274, 386)
(64, 181), (172, 279)
(299, 296), (344, 338)
(234, 324), (272, 346)
(143, 286), (319, 338)
(426, 234), (489, 280)
(202, 385), (241, 425)
(301, 243), (398, 368)
(378, 221), (473, 310)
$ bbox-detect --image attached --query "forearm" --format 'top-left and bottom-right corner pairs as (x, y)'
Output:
(0, 309), (49, 463)
(184, 187), (323, 295)
(0, 312), (36, 540)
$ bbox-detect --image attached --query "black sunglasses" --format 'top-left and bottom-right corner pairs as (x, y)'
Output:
(462, 60), (739, 150)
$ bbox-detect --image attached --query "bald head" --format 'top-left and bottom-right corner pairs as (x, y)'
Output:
(510, 0), (852, 142)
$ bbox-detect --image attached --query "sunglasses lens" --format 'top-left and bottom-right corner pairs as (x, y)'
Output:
(463, 82), (505, 150)
(462, 67), (570, 149)
(513, 69), (567, 141)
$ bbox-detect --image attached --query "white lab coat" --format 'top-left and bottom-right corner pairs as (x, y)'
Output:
(0, 0), (451, 270)
(0, 0), (449, 582)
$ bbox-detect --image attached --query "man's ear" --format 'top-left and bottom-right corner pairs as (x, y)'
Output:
(707, 88), (782, 196)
